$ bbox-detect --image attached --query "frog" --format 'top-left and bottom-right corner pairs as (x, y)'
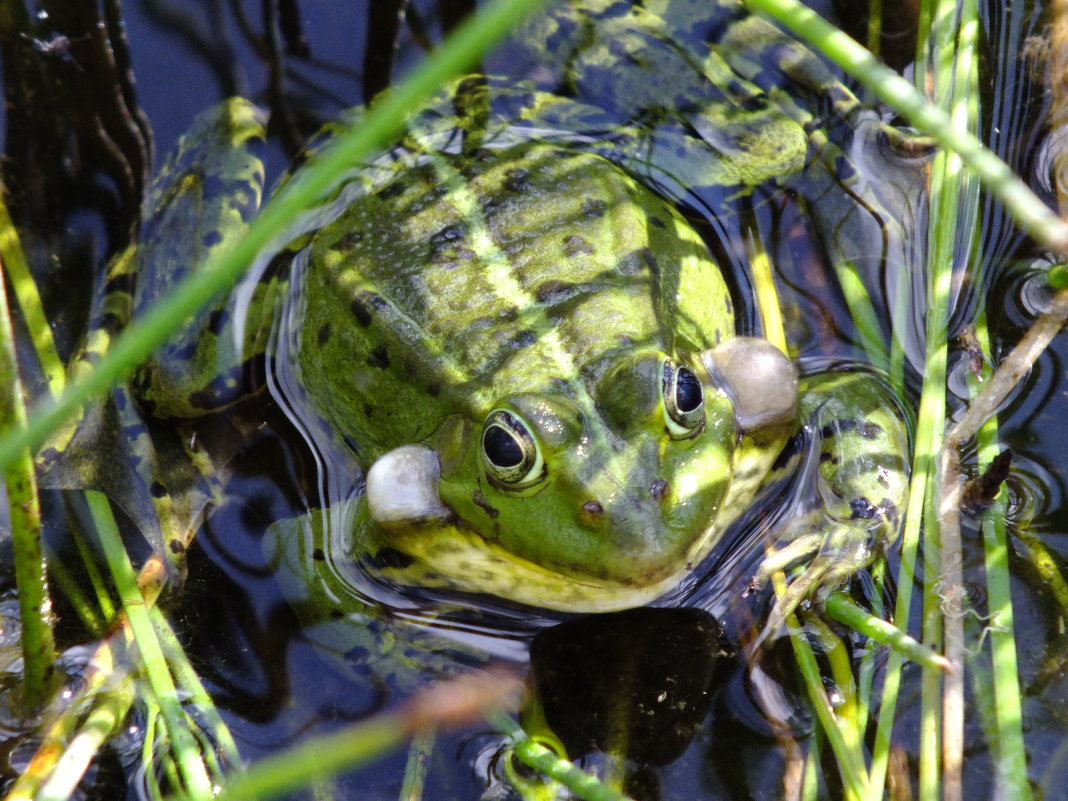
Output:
(45, 0), (913, 643)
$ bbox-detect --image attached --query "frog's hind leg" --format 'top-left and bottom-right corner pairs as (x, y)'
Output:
(757, 371), (909, 629)
(131, 98), (271, 419)
(756, 506), (894, 632)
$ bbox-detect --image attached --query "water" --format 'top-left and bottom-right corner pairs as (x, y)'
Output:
(1, 0), (1065, 799)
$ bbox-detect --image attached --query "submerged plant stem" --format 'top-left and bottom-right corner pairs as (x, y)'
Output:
(400, 727), (435, 801)
(5, 636), (131, 801)
(35, 689), (132, 801)
(771, 574), (870, 799)
(150, 605), (242, 768)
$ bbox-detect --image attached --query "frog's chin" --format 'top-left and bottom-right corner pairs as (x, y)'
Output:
(373, 541), (695, 613)
(364, 444), (702, 613)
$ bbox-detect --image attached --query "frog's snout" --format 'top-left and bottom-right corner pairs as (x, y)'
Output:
(578, 477), (670, 526)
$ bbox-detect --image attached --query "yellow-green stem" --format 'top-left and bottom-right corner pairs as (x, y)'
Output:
(0, 190), (65, 398)
(0, 256), (54, 712)
(825, 594), (952, 673)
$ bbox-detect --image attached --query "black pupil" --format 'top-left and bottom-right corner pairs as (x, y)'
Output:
(675, 368), (703, 413)
(484, 425), (524, 467)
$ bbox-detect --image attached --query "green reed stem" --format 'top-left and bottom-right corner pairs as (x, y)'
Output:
(66, 508), (118, 623)
(969, 320), (1031, 800)
(36, 686), (133, 801)
(490, 712), (635, 801)
(919, 480), (944, 801)
(746, 0), (1068, 256)
(400, 727), (435, 801)
(217, 715), (406, 801)
(41, 546), (105, 635)
(87, 490), (214, 799)
(926, 1), (980, 798)
(784, 606), (870, 799)
(834, 260), (891, 373)
(0, 0), (550, 475)
(801, 733), (822, 801)
(150, 604), (242, 768)
(217, 669), (525, 801)
(510, 739), (632, 801)
(867, 243), (949, 801)
(0, 189), (65, 398)
(805, 616), (863, 797)
(0, 251), (55, 712)
(140, 707), (166, 801)
(825, 594), (952, 673)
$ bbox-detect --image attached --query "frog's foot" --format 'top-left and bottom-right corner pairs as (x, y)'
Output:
(878, 123), (936, 159)
(756, 372), (910, 633)
(755, 516), (882, 632)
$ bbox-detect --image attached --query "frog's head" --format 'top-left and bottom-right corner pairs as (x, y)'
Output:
(365, 338), (797, 612)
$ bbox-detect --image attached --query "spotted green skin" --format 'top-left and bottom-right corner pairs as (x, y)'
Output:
(296, 141), (743, 593)
(106, 0), (911, 616)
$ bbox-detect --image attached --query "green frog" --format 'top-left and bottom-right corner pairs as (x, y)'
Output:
(50, 0), (912, 633)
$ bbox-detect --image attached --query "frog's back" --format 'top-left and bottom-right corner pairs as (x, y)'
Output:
(296, 143), (733, 462)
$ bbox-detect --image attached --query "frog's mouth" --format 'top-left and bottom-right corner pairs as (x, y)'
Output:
(364, 444), (706, 613)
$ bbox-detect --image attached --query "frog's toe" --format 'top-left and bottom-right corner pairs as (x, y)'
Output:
(756, 524), (877, 632)
(877, 120), (937, 161)
(754, 533), (825, 586)
(762, 557), (832, 632)
(366, 445), (451, 528)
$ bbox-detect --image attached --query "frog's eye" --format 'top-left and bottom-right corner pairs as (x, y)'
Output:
(481, 410), (545, 489)
(661, 359), (705, 439)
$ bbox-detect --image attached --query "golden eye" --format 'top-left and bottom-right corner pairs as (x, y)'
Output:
(481, 410), (545, 488)
(661, 359), (705, 439)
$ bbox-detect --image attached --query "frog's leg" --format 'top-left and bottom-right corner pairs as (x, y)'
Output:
(129, 98), (273, 419)
(37, 244), (223, 565)
(715, 11), (928, 155)
(756, 371), (910, 625)
(38, 99), (269, 572)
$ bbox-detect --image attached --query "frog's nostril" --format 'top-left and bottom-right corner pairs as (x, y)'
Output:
(649, 479), (670, 503)
(580, 500), (604, 525)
